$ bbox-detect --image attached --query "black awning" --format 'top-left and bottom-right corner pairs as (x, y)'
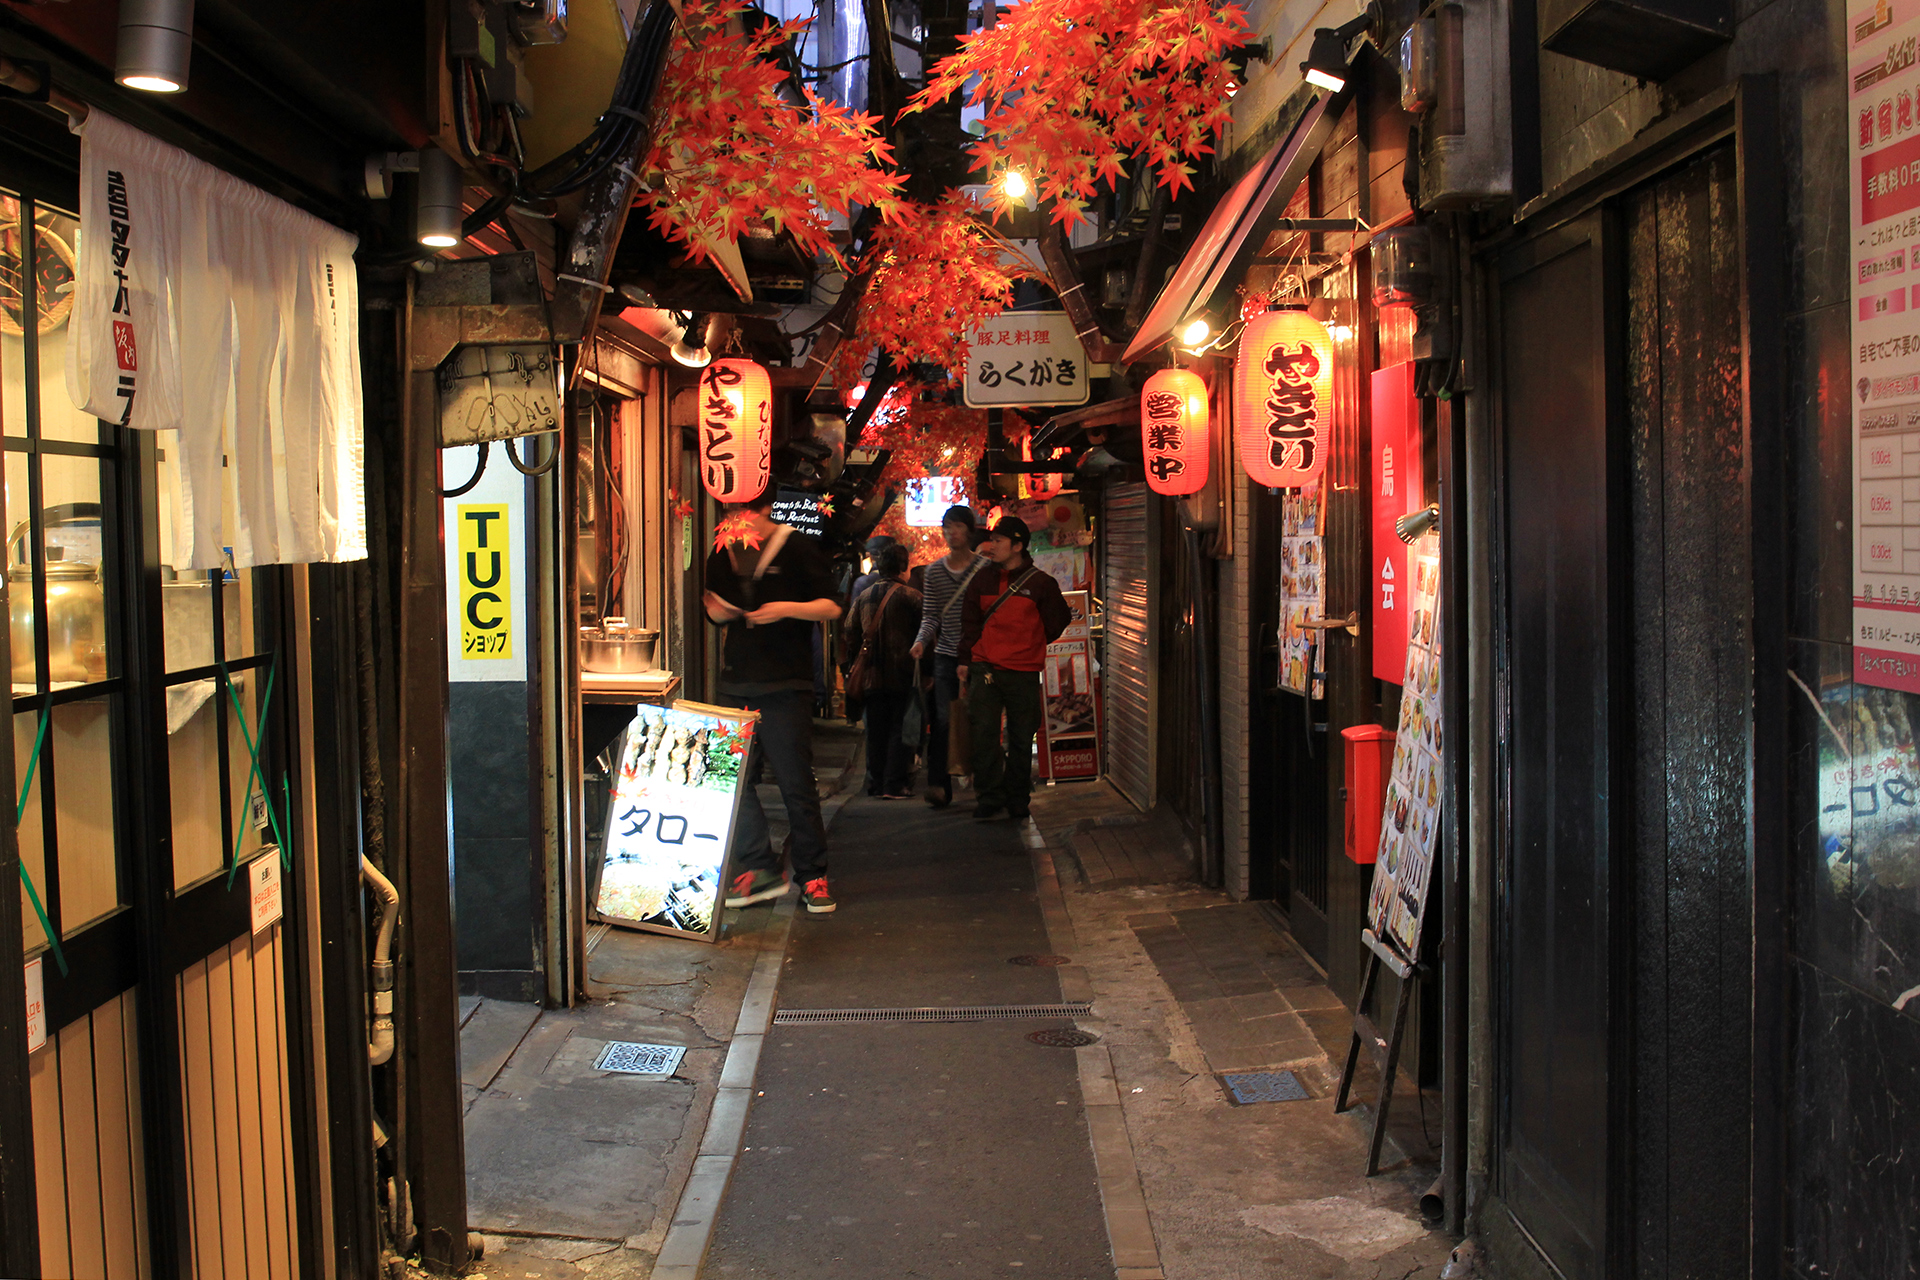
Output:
(1122, 87), (1346, 364)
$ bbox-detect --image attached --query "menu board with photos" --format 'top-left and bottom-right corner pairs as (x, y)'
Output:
(594, 701), (760, 940)
(1278, 483), (1326, 698)
(1367, 545), (1443, 959)
(1038, 589), (1102, 780)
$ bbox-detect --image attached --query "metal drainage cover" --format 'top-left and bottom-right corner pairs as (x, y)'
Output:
(1008, 954), (1071, 967)
(1028, 1028), (1100, 1048)
(593, 1041), (687, 1077)
(1221, 1070), (1310, 1104)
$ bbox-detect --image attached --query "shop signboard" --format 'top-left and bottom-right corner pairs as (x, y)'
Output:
(443, 451), (527, 683)
(24, 955), (44, 1054)
(962, 310), (1090, 408)
(1370, 362), (1421, 684)
(1850, 10), (1920, 691)
(771, 488), (827, 538)
(1366, 543), (1443, 960)
(594, 701), (760, 940)
(1038, 590), (1101, 780)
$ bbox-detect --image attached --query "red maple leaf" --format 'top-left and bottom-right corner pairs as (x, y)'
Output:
(713, 511), (767, 552)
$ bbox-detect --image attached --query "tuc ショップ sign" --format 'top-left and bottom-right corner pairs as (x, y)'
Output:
(963, 311), (1090, 408)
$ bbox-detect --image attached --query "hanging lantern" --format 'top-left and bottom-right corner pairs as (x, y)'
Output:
(698, 357), (772, 503)
(1019, 423), (1066, 501)
(1234, 309), (1334, 488)
(1140, 368), (1210, 496)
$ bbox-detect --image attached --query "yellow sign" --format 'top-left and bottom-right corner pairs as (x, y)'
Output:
(457, 504), (513, 660)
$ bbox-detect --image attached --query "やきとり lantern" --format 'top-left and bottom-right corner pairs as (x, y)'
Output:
(1139, 368), (1210, 496)
(698, 358), (772, 503)
(1234, 310), (1334, 488)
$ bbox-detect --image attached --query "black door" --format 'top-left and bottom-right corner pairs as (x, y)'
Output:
(1496, 213), (1621, 1280)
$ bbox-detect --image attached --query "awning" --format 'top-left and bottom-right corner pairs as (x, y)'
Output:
(1122, 87), (1347, 364)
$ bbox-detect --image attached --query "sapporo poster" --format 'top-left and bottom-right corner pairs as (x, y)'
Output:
(1278, 483), (1326, 698)
(594, 701), (759, 940)
(1366, 544), (1442, 959)
(1850, 8), (1920, 691)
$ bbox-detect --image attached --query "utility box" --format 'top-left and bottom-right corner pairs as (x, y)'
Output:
(1341, 725), (1397, 865)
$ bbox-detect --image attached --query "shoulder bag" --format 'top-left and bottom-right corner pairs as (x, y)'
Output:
(845, 582), (897, 699)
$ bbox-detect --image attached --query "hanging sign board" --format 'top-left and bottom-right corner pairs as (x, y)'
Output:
(1371, 363), (1421, 684)
(593, 700), (760, 940)
(1366, 542), (1443, 960)
(963, 311), (1090, 408)
(1851, 11), (1920, 691)
(455, 503), (515, 662)
(249, 854), (283, 934)
(1278, 485), (1325, 697)
(24, 956), (45, 1054)
(1037, 590), (1101, 780)
(438, 345), (561, 445)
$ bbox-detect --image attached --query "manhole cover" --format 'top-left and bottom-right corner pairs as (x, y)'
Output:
(593, 1041), (687, 1076)
(1221, 1069), (1310, 1104)
(1028, 1028), (1100, 1048)
(1008, 954), (1071, 967)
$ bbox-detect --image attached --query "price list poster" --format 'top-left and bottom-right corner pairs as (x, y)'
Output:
(1852, 9), (1920, 690)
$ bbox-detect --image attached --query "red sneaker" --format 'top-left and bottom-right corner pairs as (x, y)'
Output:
(724, 869), (788, 908)
(801, 877), (837, 914)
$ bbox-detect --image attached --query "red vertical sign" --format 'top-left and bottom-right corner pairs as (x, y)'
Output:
(1370, 363), (1421, 683)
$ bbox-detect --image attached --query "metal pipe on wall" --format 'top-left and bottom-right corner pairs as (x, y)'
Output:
(1183, 521), (1224, 887)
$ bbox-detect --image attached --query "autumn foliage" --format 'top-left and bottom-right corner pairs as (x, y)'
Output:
(904, 0), (1253, 227)
(643, 0), (901, 266)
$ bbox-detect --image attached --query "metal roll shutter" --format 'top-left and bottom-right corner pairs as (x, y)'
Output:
(1102, 483), (1155, 809)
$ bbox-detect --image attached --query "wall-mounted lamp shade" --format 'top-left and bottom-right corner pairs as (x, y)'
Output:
(698, 358), (772, 503)
(416, 148), (464, 248)
(1235, 310), (1335, 488)
(1395, 503), (1439, 544)
(671, 312), (713, 368)
(1301, 28), (1350, 92)
(116, 0), (195, 93)
(1141, 369), (1211, 496)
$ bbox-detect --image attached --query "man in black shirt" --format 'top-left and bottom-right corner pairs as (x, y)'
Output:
(704, 491), (844, 914)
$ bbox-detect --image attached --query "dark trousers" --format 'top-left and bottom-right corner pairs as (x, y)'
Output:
(926, 653), (961, 787)
(967, 666), (1041, 814)
(863, 687), (916, 795)
(721, 690), (828, 881)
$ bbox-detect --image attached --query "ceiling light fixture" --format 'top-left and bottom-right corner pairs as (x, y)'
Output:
(116, 0), (195, 93)
(416, 149), (464, 249)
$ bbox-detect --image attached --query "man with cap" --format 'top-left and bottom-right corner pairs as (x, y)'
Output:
(909, 505), (986, 807)
(955, 517), (1072, 821)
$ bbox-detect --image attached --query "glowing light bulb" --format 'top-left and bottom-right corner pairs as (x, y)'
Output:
(1001, 169), (1031, 201)
(1177, 317), (1212, 348)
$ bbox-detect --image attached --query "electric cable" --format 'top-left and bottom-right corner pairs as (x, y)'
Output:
(440, 442), (490, 497)
(505, 432), (561, 476)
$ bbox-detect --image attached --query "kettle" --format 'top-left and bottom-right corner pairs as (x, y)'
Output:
(8, 514), (105, 685)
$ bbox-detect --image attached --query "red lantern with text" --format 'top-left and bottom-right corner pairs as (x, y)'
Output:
(1234, 310), (1333, 488)
(698, 358), (772, 503)
(1140, 368), (1210, 495)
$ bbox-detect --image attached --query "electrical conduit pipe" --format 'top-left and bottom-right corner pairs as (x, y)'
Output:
(362, 855), (400, 1065)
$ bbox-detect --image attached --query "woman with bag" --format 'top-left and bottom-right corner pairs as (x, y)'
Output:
(847, 545), (923, 798)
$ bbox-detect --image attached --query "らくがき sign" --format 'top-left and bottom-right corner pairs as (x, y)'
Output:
(963, 311), (1090, 408)
(594, 701), (760, 940)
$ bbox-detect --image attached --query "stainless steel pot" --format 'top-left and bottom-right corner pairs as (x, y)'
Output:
(580, 626), (658, 673)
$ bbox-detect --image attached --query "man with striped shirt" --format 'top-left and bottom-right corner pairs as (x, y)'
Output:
(908, 505), (984, 808)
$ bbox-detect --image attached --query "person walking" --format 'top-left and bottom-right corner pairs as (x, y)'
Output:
(704, 490), (843, 914)
(956, 518), (1071, 822)
(908, 505), (986, 808)
(848, 544), (923, 799)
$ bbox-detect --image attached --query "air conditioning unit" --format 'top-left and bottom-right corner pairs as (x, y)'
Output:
(1416, 0), (1513, 211)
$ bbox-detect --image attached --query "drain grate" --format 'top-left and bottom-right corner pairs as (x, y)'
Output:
(772, 1002), (1091, 1025)
(1221, 1069), (1310, 1104)
(593, 1041), (687, 1076)
(1008, 954), (1071, 967)
(1028, 1028), (1100, 1048)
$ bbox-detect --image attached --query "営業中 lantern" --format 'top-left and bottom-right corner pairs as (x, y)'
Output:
(1234, 310), (1334, 488)
(698, 357), (772, 503)
(1139, 368), (1210, 495)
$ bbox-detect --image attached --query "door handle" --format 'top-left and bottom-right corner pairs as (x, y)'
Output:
(1300, 611), (1360, 638)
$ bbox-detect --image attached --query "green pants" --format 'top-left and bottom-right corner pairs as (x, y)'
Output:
(967, 666), (1042, 813)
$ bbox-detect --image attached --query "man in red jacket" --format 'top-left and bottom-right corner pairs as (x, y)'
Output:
(956, 517), (1072, 821)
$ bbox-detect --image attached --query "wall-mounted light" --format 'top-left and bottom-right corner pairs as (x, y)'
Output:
(416, 148), (464, 248)
(116, 0), (195, 93)
(1177, 316), (1213, 349)
(1299, 6), (1378, 94)
(670, 312), (713, 368)
(1395, 503), (1439, 544)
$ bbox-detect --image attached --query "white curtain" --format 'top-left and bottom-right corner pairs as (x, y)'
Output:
(65, 110), (365, 571)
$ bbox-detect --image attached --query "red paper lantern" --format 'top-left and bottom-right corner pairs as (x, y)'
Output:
(1234, 310), (1334, 487)
(698, 358), (772, 503)
(1140, 368), (1210, 495)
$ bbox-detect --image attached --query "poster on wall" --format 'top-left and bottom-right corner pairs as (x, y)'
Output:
(1278, 483), (1326, 698)
(1366, 544), (1442, 961)
(1850, 11), (1920, 691)
(1038, 590), (1102, 780)
(593, 701), (760, 940)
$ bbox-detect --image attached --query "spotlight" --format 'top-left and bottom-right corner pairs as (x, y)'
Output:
(116, 0), (195, 94)
(416, 149), (464, 249)
(1177, 317), (1213, 349)
(670, 313), (712, 368)
(1395, 503), (1439, 544)
(1000, 169), (1031, 201)
(1300, 9), (1375, 94)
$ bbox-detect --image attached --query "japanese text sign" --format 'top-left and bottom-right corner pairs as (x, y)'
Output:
(963, 311), (1090, 408)
(456, 504), (514, 662)
(1371, 363), (1421, 683)
(594, 700), (760, 940)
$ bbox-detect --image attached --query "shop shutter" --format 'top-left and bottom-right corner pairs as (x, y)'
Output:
(1102, 483), (1156, 809)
